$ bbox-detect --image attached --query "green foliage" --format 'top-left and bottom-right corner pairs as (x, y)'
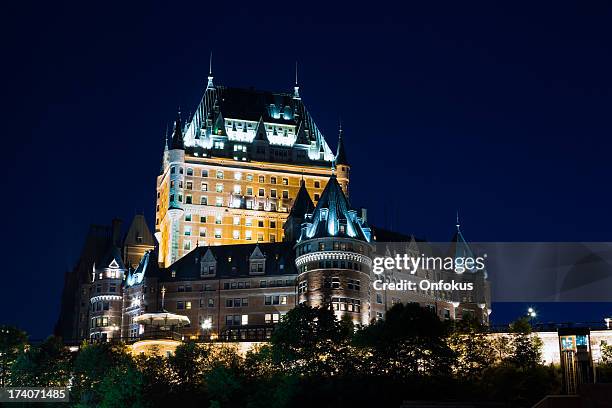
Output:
(98, 364), (145, 408)
(9, 336), (72, 387)
(72, 342), (133, 406)
(2, 308), (564, 407)
(0, 325), (28, 386)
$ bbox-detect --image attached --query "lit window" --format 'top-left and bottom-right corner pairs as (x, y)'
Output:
(241, 314), (248, 325)
(216, 184), (224, 193)
(245, 231), (252, 240)
(233, 185), (241, 194)
(185, 301), (192, 310)
(214, 229), (222, 238)
(233, 216), (240, 225)
(215, 216), (222, 224)
(216, 170), (224, 179)
(246, 174), (253, 181)
(201, 183), (208, 191)
(233, 230), (240, 240)
(184, 226), (192, 236)
(215, 197), (223, 206)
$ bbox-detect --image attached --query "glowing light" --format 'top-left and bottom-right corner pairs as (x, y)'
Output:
(201, 318), (213, 330)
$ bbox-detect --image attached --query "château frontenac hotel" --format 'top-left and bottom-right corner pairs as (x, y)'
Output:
(55, 70), (490, 347)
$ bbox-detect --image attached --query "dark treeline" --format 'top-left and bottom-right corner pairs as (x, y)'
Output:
(3, 304), (611, 407)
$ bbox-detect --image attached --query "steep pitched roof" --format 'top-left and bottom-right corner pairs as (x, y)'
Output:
(170, 111), (184, 150)
(335, 127), (348, 166)
(289, 180), (314, 218)
(95, 244), (126, 271)
(123, 214), (155, 247)
(160, 242), (297, 281)
(299, 175), (371, 242)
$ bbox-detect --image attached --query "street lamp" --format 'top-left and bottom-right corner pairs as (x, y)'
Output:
(201, 318), (213, 341)
(527, 307), (537, 318)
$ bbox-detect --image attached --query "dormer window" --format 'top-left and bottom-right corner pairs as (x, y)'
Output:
(200, 248), (217, 277)
(250, 262), (264, 274)
(249, 245), (266, 275)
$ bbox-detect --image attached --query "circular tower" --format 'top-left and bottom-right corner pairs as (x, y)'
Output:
(294, 175), (373, 325)
(89, 245), (126, 341)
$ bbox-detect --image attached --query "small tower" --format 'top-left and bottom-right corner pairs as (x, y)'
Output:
(89, 244), (126, 341)
(448, 214), (491, 325)
(165, 110), (186, 265)
(294, 174), (373, 325)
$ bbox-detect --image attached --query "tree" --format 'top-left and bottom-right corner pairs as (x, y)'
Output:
(270, 304), (354, 377)
(9, 336), (72, 387)
(98, 365), (145, 408)
(448, 315), (495, 379)
(506, 317), (543, 370)
(354, 303), (455, 379)
(72, 342), (133, 406)
(0, 325), (28, 386)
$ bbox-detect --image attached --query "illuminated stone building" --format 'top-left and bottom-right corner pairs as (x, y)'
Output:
(57, 75), (490, 344)
(155, 71), (350, 268)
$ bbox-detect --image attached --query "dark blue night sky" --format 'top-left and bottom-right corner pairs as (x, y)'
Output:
(3, 1), (611, 339)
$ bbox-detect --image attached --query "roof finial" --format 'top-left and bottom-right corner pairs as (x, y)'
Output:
(456, 210), (460, 231)
(164, 124), (169, 151)
(207, 51), (214, 88)
(293, 61), (300, 100)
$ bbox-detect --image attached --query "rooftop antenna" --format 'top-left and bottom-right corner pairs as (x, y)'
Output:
(164, 124), (169, 150)
(293, 61), (300, 99)
(207, 51), (214, 88)
(456, 210), (461, 232)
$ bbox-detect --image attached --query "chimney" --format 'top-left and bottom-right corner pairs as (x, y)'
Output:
(111, 218), (122, 246)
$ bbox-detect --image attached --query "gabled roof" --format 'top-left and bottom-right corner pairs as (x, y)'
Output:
(160, 242), (297, 281)
(299, 175), (371, 242)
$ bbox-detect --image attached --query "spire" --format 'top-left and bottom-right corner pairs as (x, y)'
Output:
(456, 210), (460, 232)
(335, 119), (349, 166)
(207, 51), (214, 88)
(164, 124), (169, 151)
(293, 61), (300, 100)
(170, 109), (184, 150)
